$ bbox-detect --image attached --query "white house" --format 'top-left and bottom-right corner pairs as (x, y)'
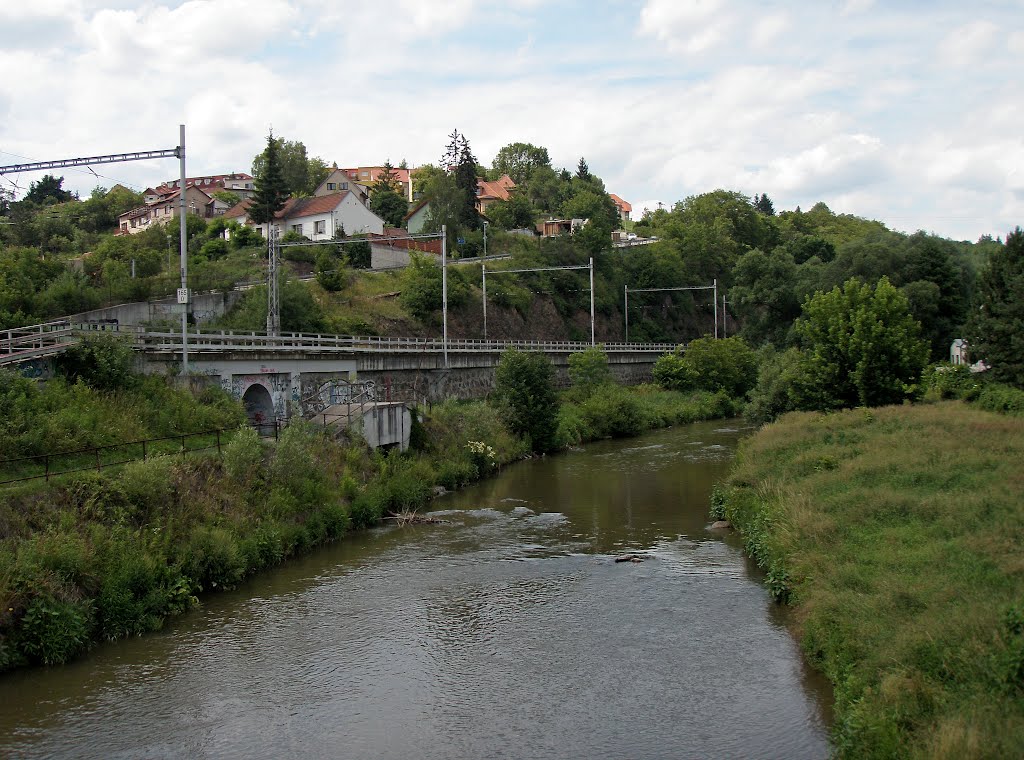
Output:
(223, 192), (386, 239)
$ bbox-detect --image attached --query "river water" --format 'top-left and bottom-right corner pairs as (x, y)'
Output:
(0, 420), (831, 759)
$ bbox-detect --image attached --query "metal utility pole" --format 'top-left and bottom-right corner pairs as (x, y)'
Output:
(266, 225), (281, 336)
(178, 124), (189, 372)
(0, 129), (189, 370)
(441, 224), (448, 367)
(623, 282), (718, 343)
(713, 278), (718, 339)
(483, 220), (487, 258)
(482, 262), (595, 344)
(589, 257), (595, 346)
(482, 262), (488, 342)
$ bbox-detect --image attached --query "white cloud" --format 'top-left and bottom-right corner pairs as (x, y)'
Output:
(2, 1), (1022, 241)
(939, 20), (1000, 67)
(637, 0), (732, 55)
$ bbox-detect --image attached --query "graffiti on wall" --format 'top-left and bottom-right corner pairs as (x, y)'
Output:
(301, 379), (377, 416)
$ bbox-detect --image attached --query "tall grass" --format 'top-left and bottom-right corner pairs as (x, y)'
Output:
(719, 402), (1024, 758)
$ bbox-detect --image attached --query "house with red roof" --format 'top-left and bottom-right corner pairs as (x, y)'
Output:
(609, 194), (632, 222)
(117, 184), (221, 235)
(223, 191), (386, 239)
(475, 175), (515, 215)
(337, 166), (413, 201)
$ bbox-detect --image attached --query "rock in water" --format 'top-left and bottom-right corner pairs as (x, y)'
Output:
(710, 520), (732, 530)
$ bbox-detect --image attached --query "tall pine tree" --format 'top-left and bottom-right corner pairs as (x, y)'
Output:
(249, 131), (288, 225)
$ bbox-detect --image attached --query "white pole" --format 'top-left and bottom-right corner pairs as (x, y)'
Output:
(713, 278), (718, 339)
(442, 224), (448, 367)
(482, 262), (488, 342)
(589, 257), (595, 346)
(179, 124), (188, 373)
(483, 221), (487, 259)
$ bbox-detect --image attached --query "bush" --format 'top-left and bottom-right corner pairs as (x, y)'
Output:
(17, 594), (94, 665)
(568, 346), (612, 396)
(654, 336), (757, 397)
(223, 426), (265, 484)
(495, 349), (559, 454)
(53, 333), (136, 392)
(976, 383), (1024, 416)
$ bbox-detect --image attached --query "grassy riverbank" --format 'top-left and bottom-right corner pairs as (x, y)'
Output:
(717, 401), (1024, 759)
(0, 369), (740, 673)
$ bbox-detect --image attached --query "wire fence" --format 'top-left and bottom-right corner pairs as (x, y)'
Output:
(0, 421), (281, 487)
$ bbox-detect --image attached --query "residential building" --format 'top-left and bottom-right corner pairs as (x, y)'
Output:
(313, 168), (370, 205)
(117, 185), (218, 235)
(223, 192), (386, 239)
(339, 166), (413, 201)
(475, 175), (515, 215)
(405, 199), (431, 234)
(609, 194), (632, 222)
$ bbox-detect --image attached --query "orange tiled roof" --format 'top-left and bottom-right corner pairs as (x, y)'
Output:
(222, 192), (350, 222)
(477, 175), (516, 201)
(609, 193), (632, 213)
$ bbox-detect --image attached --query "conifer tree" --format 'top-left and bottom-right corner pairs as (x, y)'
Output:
(576, 157), (591, 181)
(248, 131), (288, 225)
(968, 227), (1024, 386)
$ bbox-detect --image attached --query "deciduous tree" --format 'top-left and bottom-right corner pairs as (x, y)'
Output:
(495, 348), (559, 453)
(968, 227), (1024, 387)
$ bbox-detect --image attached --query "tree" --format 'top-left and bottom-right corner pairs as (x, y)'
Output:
(487, 191), (534, 230)
(454, 133), (481, 231)
(729, 248), (800, 346)
(251, 135), (327, 196)
(370, 160), (408, 227)
(576, 157), (591, 182)
(568, 346), (611, 394)
(753, 193), (776, 216)
(968, 227), (1024, 386)
(54, 333), (135, 392)
(248, 131), (288, 225)
(492, 142), (551, 186)
(25, 175), (74, 206)
(794, 276), (929, 408)
(653, 336), (757, 397)
(494, 348), (559, 453)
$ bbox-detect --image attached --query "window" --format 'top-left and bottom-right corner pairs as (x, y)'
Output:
(327, 183), (335, 190)
(314, 220), (326, 235)
(340, 182), (348, 190)
(292, 224), (303, 235)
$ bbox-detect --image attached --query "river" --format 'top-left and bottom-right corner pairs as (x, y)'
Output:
(0, 420), (832, 759)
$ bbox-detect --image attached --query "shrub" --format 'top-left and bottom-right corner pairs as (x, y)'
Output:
(223, 427), (265, 484)
(976, 383), (1024, 416)
(53, 333), (136, 392)
(568, 346), (612, 394)
(495, 349), (559, 453)
(17, 594), (94, 665)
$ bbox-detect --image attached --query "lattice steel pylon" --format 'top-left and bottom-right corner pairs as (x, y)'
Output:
(267, 225), (281, 336)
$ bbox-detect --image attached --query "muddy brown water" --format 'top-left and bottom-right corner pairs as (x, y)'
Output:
(0, 420), (831, 759)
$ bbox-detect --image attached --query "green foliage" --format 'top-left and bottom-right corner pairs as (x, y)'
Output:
(315, 249), (348, 292)
(17, 595), (93, 665)
(251, 134), (327, 197)
(25, 175), (74, 206)
(222, 426), (265, 484)
(54, 333), (136, 392)
(719, 404), (1024, 757)
(491, 142), (551, 186)
(399, 252), (469, 321)
(795, 277), (929, 408)
(744, 347), (807, 425)
(248, 130), (289, 225)
(653, 337), (757, 397)
(494, 348), (559, 453)
(969, 227), (1024, 387)
(567, 346), (611, 394)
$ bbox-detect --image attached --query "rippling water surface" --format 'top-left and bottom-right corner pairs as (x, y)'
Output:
(0, 420), (831, 759)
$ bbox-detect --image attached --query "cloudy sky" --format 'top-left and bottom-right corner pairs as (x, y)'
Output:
(1, 0), (1021, 241)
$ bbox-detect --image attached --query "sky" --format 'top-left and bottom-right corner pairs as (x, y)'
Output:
(0, 0), (1021, 242)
